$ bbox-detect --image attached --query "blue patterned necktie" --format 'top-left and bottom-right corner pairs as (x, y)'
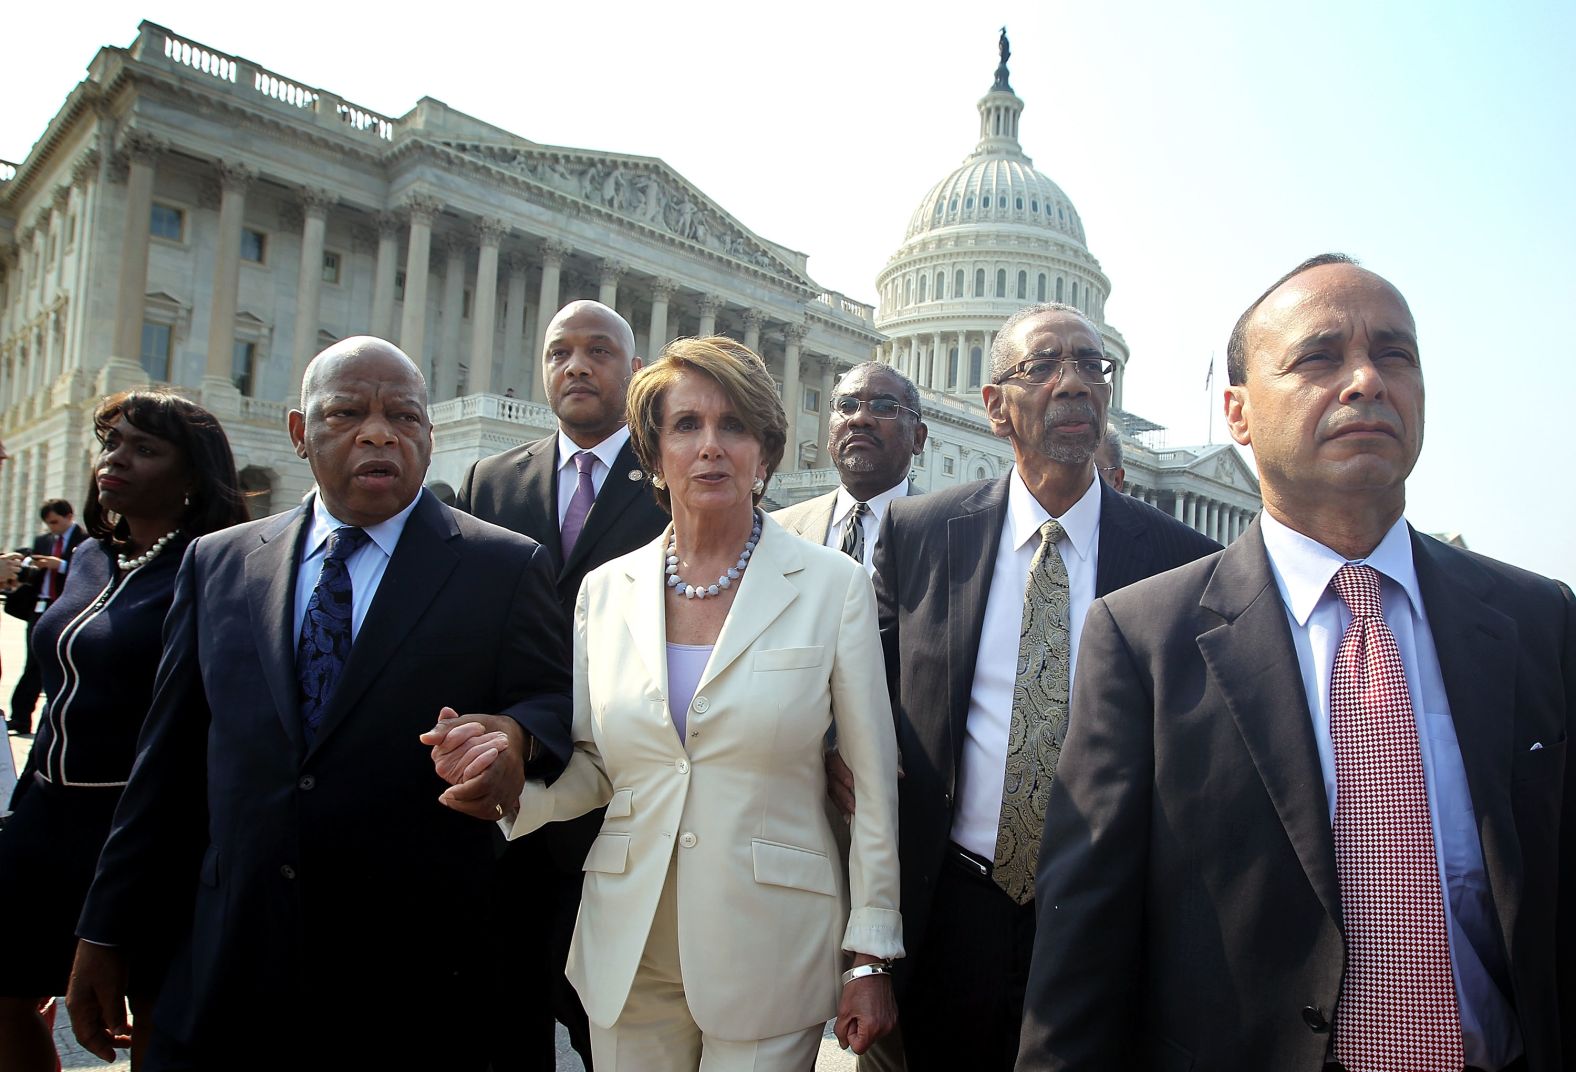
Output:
(297, 526), (370, 744)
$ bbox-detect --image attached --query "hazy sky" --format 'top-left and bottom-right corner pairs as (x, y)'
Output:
(5, 0), (1573, 580)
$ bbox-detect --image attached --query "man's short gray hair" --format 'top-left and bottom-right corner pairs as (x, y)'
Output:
(1098, 424), (1124, 469)
(989, 302), (1101, 379)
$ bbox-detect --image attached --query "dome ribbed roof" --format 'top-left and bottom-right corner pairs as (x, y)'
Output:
(904, 156), (1084, 244)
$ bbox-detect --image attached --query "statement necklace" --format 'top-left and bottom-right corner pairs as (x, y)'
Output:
(665, 513), (762, 600)
(117, 528), (182, 572)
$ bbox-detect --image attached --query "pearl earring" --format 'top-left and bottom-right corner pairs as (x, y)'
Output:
(751, 477), (765, 495)
(651, 473), (666, 490)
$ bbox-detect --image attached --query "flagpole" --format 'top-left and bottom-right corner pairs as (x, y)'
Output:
(1204, 352), (1215, 445)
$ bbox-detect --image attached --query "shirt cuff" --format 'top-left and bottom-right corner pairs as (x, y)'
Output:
(842, 907), (904, 962)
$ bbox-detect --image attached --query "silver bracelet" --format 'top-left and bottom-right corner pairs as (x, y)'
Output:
(840, 962), (893, 986)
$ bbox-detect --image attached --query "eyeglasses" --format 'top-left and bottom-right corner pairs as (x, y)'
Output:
(831, 396), (919, 420)
(993, 355), (1116, 386)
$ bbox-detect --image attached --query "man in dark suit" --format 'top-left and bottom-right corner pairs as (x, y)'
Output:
(66, 338), (572, 1071)
(772, 361), (927, 575)
(456, 299), (667, 1070)
(869, 302), (1219, 1071)
(1017, 256), (1573, 1071)
(8, 498), (86, 735)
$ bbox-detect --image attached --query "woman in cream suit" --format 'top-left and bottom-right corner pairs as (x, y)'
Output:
(440, 336), (903, 1071)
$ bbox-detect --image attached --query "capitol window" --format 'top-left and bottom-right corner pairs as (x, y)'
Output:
(1056, 277), (1064, 301)
(965, 196), (975, 210)
(139, 322), (172, 381)
(150, 203), (184, 242)
(974, 268), (985, 296)
(240, 228), (267, 264)
(935, 271), (945, 299)
(950, 197), (959, 212)
(1037, 274), (1047, 302)
(394, 270), (407, 302)
(918, 275), (928, 302)
(1017, 271), (1027, 300)
(954, 269), (964, 297)
(1031, 199), (1040, 212)
(998, 195), (1007, 208)
(995, 269), (1007, 298)
(1016, 197), (1024, 211)
(322, 251), (341, 285)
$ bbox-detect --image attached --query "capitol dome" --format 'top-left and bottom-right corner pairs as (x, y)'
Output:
(874, 34), (1129, 409)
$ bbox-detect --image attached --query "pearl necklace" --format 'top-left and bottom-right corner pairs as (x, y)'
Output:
(116, 528), (181, 572)
(665, 513), (762, 600)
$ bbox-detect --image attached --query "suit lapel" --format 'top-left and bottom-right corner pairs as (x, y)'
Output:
(620, 530), (671, 699)
(696, 517), (801, 693)
(946, 478), (1009, 778)
(515, 439), (563, 572)
(1412, 531), (1522, 951)
(307, 491), (460, 756)
(1197, 521), (1344, 926)
(1094, 480), (1153, 596)
(245, 505), (313, 754)
(563, 439), (650, 580)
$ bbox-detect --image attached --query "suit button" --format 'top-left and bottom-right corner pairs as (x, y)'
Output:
(298, 775), (316, 790)
(675, 759), (689, 774)
(679, 832), (697, 848)
(280, 865), (297, 880)
(1301, 1006), (1330, 1033)
(692, 696), (710, 714)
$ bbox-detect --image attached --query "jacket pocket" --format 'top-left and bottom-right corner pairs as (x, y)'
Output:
(1512, 736), (1565, 784)
(583, 832), (630, 874)
(753, 646), (825, 672)
(751, 838), (835, 896)
(605, 788), (634, 819)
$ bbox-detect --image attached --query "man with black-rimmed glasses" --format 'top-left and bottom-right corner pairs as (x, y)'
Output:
(773, 361), (928, 574)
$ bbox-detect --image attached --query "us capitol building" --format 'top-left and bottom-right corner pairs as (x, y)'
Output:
(0, 22), (1259, 548)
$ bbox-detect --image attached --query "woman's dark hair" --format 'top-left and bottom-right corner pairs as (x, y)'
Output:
(83, 390), (248, 543)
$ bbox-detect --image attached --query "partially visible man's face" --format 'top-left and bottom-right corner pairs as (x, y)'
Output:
(542, 301), (640, 445)
(983, 311), (1109, 466)
(42, 511), (74, 536)
(290, 339), (433, 527)
(1226, 263), (1423, 513)
(828, 367), (927, 489)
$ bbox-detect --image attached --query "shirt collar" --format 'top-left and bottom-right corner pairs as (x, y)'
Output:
(831, 476), (909, 527)
(1006, 468), (1102, 562)
(556, 424), (631, 476)
(304, 492), (421, 561)
(1259, 511), (1421, 625)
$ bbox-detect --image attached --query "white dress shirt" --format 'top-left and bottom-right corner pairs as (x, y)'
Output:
(951, 471), (1101, 860)
(555, 425), (632, 529)
(1259, 512), (1520, 1069)
(292, 494), (419, 643)
(824, 478), (909, 574)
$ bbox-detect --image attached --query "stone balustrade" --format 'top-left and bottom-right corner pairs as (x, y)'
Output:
(429, 393), (556, 427)
(139, 22), (395, 144)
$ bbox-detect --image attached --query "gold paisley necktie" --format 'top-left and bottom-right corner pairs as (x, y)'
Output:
(993, 519), (1071, 905)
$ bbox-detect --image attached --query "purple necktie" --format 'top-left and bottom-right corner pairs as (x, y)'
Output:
(560, 450), (596, 559)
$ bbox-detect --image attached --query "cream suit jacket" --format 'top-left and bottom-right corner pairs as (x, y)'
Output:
(506, 514), (904, 1041)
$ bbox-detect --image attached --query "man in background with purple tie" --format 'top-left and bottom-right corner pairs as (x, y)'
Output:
(457, 299), (668, 1071)
(67, 338), (571, 1070)
(1015, 255), (1573, 1071)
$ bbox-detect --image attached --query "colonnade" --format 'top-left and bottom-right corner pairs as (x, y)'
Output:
(1125, 484), (1254, 544)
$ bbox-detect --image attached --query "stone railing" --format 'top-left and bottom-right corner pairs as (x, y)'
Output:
(814, 290), (876, 325)
(429, 393), (556, 427)
(240, 396), (289, 425)
(768, 467), (840, 495)
(135, 22), (396, 143)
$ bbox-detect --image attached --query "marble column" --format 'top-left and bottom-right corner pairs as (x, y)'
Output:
(534, 241), (568, 397)
(1172, 491), (1185, 522)
(398, 194), (442, 367)
(781, 323), (805, 472)
(290, 187), (335, 396)
(468, 218), (506, 395)
(112, 132), (163, 363)
(742, 309), (761, 353)
(1206, 500), (1219, 542)
(501, 251), (529, 396)
(598, 259), (625, 307)
(370, 212), (400, 340)
(435, 236), (466, 400)
(697, 295), (719, 337)
(204, 161), (257, 388)
(814, 356), (835, 468)
(648, 278), (674, 355)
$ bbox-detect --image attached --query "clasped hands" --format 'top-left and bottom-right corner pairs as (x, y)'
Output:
(419, 708), (527, 820)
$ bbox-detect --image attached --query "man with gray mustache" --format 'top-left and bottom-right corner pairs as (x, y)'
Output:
(864, 302), (1220, 1070)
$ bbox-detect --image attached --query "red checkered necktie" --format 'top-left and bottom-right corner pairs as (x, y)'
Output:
(1328, 563), (1462, 1072)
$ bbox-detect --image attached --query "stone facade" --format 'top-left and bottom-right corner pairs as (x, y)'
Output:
(0, 22), (882, 542)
